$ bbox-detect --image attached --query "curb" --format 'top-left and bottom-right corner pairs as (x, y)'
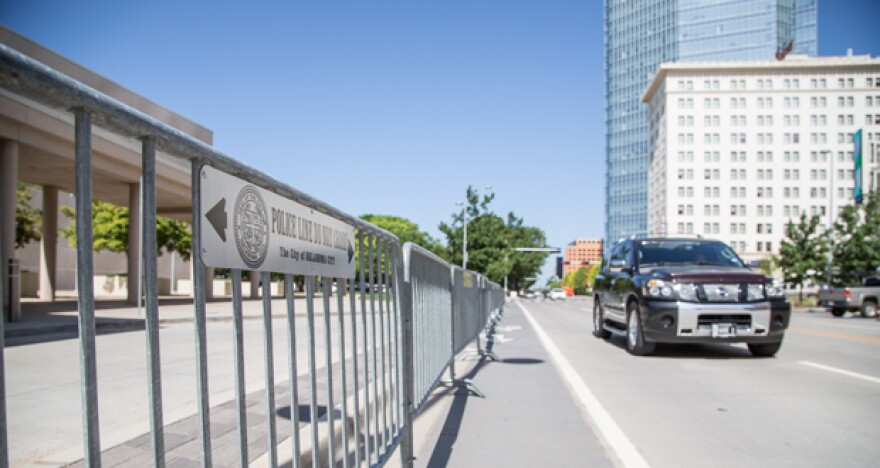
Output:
(3, 313), (310, 341)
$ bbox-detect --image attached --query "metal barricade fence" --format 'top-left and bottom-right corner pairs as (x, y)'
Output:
(402, 243), (453, 412)
(451, 267), (485, 357)
(0, 44), (506, 468)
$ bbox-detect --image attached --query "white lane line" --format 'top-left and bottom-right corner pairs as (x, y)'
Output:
(517, 302), (649, 468)
(799, 361), (880, 385)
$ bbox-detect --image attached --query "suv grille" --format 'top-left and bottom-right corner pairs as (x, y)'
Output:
(697, 314), (752, 327)
(700, 283), (740, 302)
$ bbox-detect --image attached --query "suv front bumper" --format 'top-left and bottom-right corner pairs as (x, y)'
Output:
(638, 299), (790, 344)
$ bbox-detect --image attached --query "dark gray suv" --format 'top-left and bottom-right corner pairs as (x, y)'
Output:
(592, 238), (791, 357)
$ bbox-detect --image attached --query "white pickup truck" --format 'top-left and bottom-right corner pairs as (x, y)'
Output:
(818, 277), (880, 318)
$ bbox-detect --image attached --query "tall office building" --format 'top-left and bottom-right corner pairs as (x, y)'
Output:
(604, 0), (817, 247)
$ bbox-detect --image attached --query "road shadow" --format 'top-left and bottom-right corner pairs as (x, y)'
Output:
(422, 356), (491, 468)
(499, 357), (545, 364)
(3, 298), (198, 347)
(276, 404), (342, 423)
(421, 321), (523, 467)
(4, 317), (148, 347)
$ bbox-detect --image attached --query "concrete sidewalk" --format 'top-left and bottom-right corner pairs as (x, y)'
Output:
(402, 302), (614, 468)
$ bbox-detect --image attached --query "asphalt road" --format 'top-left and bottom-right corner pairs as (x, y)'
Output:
(517, 296), (880, 468)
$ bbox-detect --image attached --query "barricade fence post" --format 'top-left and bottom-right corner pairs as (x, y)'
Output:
(74, 107), (101, 467)
(189, 159), (213, 467)
(140, 135), (166, 467)
(398, 245), (415, 468)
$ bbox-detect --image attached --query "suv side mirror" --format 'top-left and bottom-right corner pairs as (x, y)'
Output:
(609, 259), (626, 271)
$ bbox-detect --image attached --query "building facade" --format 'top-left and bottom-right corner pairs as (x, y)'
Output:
(642, 54), (880, 265)
(604, 0), (817, 248)
(1, 26), (208, 317)
(564, 238), (604, 276)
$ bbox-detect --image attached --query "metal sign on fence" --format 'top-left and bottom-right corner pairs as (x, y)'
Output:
(199, 165), (356, 278)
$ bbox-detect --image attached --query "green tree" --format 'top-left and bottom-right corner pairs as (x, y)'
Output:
(586, 262), (601, 290)
(438, 186), (548, 290)
(61, 200), (192, 259)
(777, 213), (828, 301)
(759, 256), (776, 277)
(504, 215), (548, 292)
(360, 214), (445, 257)
(563, 266), (593, 294)
(16, 182), (42, 248)
(832, 190), (880, 286)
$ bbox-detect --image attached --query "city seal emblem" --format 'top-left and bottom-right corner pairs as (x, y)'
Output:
(233, 185), (269, 269)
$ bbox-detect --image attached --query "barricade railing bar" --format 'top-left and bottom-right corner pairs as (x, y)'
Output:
(0, 43), (506, 468)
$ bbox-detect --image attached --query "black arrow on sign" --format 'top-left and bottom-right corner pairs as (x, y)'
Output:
(348, 239), (355, 264)
(206, 198), (227, 242)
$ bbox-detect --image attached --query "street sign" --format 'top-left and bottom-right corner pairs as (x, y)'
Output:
(199, 165), (356, 278)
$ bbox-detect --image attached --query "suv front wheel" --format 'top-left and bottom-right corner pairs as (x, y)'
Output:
(593, 301), (611, 339)
(626, 301), (655, 356)
(747, 341), (782, 357)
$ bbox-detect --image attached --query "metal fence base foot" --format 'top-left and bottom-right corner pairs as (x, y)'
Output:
(441, 379), (487, 398)
(479, 350), (501, 362)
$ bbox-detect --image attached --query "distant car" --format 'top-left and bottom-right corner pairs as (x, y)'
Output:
(818, 276), (879, 317)
(523, 290), (536, 299)
(549, 288), (566, 300)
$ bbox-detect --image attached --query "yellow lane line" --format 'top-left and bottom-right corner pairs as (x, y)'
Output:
(790, 327), (880, 344)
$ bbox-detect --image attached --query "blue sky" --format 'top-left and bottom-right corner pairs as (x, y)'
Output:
(1, 1), (879, 284)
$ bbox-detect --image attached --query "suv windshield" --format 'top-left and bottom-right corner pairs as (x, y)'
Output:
(637, 240), (745, 268)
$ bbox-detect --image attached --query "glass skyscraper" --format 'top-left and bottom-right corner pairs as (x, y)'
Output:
(604, 0), (817, 246)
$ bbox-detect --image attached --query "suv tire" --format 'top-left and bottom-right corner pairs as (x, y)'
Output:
(593, 301), (611, 339)
(831, 308), (846, 317)
(626, 301), (655, 356)
(747, 341), (782, 357)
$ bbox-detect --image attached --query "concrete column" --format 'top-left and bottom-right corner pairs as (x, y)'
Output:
(249, 270), (259, 298)
(40, 185), (58, 301)
(127, 182), (141, 304)
(1, 140), (20, 321)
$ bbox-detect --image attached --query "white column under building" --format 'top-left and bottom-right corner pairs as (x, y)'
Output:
(1, 139), (20, 321)
(39, 185), (58, 301)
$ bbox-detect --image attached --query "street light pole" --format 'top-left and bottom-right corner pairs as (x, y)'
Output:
(825, 150), (834, 287)
(456, 202), (468, 269)
(462, 205), (468, 270)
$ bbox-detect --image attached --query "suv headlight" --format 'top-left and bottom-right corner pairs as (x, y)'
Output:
(645, 280), (698, 302)
(645, 279), (673, 298)
(746, 284), (766, 301)
(765, 280), (785, 299)
(673, 282), (698, 301)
